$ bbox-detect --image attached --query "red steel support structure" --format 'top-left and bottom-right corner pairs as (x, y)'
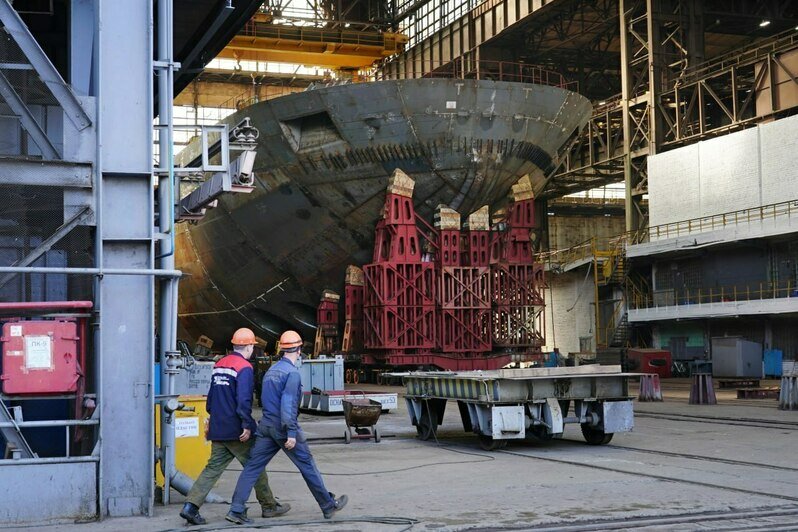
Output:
(439, 266), (492, 353)
(313, 290), (340, 356)
(464, 206), (491, 268)
(351, 173), (547, 372)
(435, 205), (492, 355)
(341, 266), (364, 353)
(489, 176), (545, 352)
(363, 169), (436, 353)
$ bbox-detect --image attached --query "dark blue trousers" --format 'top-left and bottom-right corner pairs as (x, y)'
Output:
(231, 424), (335, 514)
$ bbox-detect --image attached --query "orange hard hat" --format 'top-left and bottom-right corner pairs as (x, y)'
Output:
(231, 327), (257, 346)
(279, 330), (302, 350)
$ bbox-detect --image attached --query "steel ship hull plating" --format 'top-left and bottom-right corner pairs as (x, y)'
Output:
(176, 79), (592, 346)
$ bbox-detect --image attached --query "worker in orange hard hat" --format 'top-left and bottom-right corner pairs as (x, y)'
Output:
(227, 330), (347, 524)
(231, 327), (257, 345)
(180, 327), (289, 525)
(277, 329), (302, 351)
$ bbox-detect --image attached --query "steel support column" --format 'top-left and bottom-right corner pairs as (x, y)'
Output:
(619, 0), (703, 233)
(97, 1), (156, 517)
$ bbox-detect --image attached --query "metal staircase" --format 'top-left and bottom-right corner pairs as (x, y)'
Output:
(609, 312), (630, 348)
(609, 253), (626, 284)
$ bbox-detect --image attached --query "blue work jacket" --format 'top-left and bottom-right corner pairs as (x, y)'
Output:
(259, 356), (303, 439)
(206, 352), (257, 441)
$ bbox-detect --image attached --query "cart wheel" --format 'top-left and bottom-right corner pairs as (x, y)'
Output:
(416, 403), (437, 441)
(581, 423), (613, 445)
(344, 430), (351, 444)
(373, 426), (381, 443)
(477, 435), (507, 451)
(529, 426), (553, 442)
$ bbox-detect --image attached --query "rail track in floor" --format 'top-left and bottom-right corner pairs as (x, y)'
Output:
(495, 505), (798, 532)
(635, 411), (798, 431)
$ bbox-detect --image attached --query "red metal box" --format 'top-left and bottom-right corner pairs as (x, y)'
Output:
(1, 320), (80, 394)
(627, 348), (672, 378)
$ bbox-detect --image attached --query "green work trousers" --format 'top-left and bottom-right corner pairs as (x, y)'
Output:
(186, 439), (277, 509)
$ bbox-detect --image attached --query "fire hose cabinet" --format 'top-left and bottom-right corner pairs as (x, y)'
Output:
(1, 320), (80, 394)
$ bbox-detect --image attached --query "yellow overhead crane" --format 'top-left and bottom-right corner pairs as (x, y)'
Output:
(217, 13), (408, 70)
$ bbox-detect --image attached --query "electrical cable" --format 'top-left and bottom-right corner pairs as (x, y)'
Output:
(158, 516), (419, 532)
(208, 430), (494, 479)
(423, 397), (498, 461)
(565, 260), (592, 312)
(160, 433), (495, 532)
(240, 439), (494, 476)
(547, 275), (556, 348)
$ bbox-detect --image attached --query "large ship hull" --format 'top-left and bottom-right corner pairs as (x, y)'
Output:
(176, 79), (592, 347)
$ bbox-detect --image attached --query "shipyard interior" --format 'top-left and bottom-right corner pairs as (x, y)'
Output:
(1, 0), (798, 530)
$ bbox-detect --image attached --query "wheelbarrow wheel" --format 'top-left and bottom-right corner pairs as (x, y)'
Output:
(344, 430), (351, 444)
(373, 426), (381, 443)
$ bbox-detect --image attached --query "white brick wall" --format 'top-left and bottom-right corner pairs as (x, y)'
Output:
(648, 144), (700, 226)
(699, 127), (761, 216)
(648, 114), (798, 227)
(543, 268), (595, 355)
(760, 114), (798, 205)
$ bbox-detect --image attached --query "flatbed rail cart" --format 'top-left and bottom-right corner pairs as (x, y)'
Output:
(399, 365), (636, 450)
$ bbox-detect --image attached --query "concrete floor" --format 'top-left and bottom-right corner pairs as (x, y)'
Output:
(16, 379), (798, 532)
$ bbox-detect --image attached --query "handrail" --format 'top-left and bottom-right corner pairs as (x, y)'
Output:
(537, 238), (594, 268)
(598, 299), (627, 348)
(676, 27), (798, 86)
(539, 234), (627, 270)
(630, 281), (798, 310)
(375, 58), (578, 90)
(626, 198), (798, 244)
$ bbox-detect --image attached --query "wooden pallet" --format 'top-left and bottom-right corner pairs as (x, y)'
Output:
(719, 379), (760, 389)
(737, 387), (780, 399)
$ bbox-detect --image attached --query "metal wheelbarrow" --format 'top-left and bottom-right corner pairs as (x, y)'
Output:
(342, 397), (382, 443)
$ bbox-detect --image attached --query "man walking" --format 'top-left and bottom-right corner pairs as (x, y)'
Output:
(179, 328), (290, 525)
(226, 330), (347, 524)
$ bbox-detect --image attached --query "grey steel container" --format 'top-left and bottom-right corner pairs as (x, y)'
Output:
(711, 336), (763, 378)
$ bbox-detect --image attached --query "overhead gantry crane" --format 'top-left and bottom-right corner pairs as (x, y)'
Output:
(216, 3), (408, 72)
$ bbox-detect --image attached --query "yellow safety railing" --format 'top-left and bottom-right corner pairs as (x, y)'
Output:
(537, 238), (593, 269)
(626, 271), (650, 306)
(626, 199), (798, 244)
(631, 281), (797, 309)
(538, 235), (627, 273)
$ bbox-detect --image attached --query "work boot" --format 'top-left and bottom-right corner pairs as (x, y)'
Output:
(179, 502), (207, 526)
(225, 508), (253, 525)
(322, 493), (348, 519)
(262, 501), (291, 518)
